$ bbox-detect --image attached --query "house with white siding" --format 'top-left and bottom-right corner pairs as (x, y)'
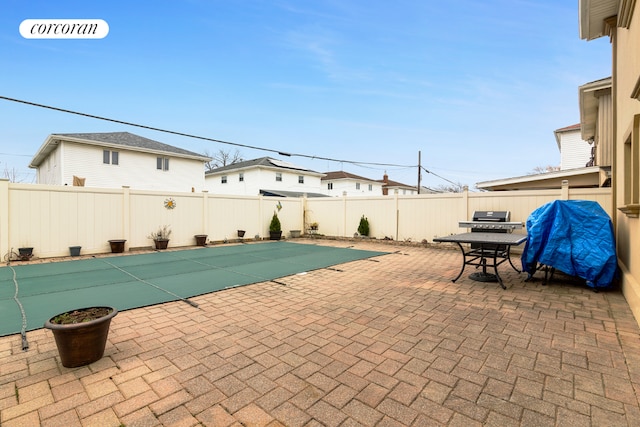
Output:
(554, 123), (593, 170)
(28, 132), (211, 192)
(204, 157), (327, 197)
(321, 171), (383, 197)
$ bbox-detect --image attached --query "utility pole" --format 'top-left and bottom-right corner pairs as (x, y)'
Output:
(417, 150), (422, 194)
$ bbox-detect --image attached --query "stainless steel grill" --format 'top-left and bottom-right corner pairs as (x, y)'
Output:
(459, 211), (523, 233)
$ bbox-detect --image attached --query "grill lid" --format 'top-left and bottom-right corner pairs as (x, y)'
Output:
(472, 211), (510, 222)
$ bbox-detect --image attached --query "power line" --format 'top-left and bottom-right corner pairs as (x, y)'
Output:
(421, 165), (460, 187)
(0, 95), (463, 186)
(0, 95), (414, 169)
(0, 152), (32, 157)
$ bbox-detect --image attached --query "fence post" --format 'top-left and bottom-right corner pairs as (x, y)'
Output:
(0, 180), (9, 260)
(395, 189), (400, 241)
(561, 180), (569, 200)
(122, 186), (131, 247)
(302, 194), (308, 231)
(202, 190), (209, 236)
(462, 185), (469, 220)
(343, 191), (348, 237)
(259, 194), (264, 238)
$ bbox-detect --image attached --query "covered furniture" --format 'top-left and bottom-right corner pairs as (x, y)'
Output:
(521, 200), (617, 289)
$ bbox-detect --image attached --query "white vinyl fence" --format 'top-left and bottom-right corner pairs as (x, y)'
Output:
(0, 180), (612, 259)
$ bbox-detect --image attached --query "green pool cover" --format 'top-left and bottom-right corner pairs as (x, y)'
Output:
(0, 242), (387, 337)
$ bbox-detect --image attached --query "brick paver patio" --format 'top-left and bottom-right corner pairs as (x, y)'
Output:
(1, 239), (639, 426)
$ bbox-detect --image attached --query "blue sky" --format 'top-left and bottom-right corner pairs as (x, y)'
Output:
(1, 1), (611, 190)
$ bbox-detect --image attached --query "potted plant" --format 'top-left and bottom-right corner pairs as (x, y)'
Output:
(148, 225), (172, 250)
(269, 212), (282, 240)
(309, 222), (319, 231)
(357, 215), (370, 237)
(194, 235), (207, 246)
(17, 247), (34, 261)
(44, 306), (118, 368)
(237, 230), (246, 238)
(108, 240), (126, 253)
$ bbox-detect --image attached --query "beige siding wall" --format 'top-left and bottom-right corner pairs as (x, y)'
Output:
(597, 92), (613, 167)
(0, 181), (612, 260)
(613, 8), (640, 331)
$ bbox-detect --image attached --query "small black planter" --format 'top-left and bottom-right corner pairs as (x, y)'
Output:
(269, 231), (282, 241)
(237, 230), (246, 238)
(108, 240), (126, 253)
(18, 247), (33, 261)
(154, 239), (169, 250)
(69, 246), (81, 257)
(195, 235), (207, 246)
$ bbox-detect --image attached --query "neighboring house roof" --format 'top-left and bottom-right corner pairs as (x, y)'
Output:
(29, 132), (210, 168)
(378, 173), (417, 192)
(323, 170), (420, 193)
(378, 177), (414, 190)
(322, 171), (379, 183)
(259, 189), (329, 198)
(476, 166), (609, 191)
(579, 0), (619, 40)
(206, 157), (324, 177)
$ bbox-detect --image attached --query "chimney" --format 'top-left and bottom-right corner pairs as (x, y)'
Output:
(382, 173), (389, 196)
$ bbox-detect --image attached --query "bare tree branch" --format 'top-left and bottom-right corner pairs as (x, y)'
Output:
(204, 149), (243, 172)
(528, 165), (560, 175)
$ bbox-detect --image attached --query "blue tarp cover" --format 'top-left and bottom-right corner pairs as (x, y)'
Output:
(521, 200), (617, 288)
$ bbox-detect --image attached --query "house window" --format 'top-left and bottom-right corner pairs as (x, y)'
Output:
(368, 184), (372, 191)
(622, 114), (640, 216)
(221, 175), (227, 184)
(298, 175), (304, 184)
(239, 173), (244, 182)
(276, 172), (282, 182)
(327, 182), (333, 190)
(157, 157), (169, 171)
(356, 183), (360, 190)
(103, 150), (119, 165)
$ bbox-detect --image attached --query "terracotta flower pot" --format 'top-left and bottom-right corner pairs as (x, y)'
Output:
(44, 307), (118, 368)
